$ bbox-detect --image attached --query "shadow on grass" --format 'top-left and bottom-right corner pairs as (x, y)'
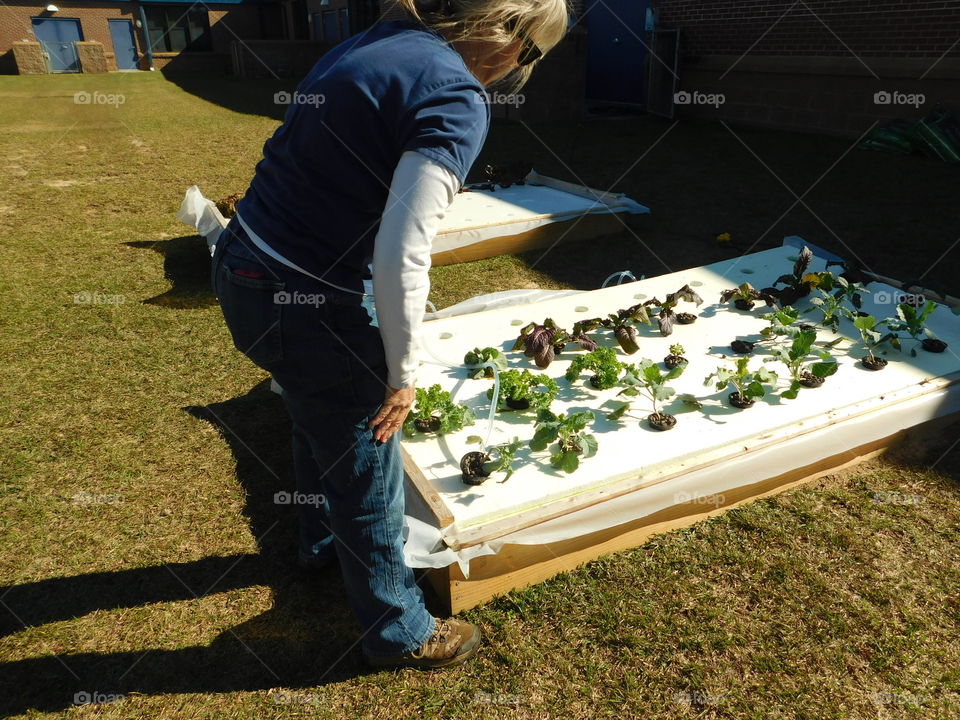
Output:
(0, 381), (442, 715)
(127, 236), (218, 309)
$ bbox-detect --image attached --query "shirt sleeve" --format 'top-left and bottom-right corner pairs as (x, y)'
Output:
(372, 150), (460, 389)
(401, 79), (491, 188)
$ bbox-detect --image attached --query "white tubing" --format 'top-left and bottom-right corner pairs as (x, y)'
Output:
(601, 270), (636, 288)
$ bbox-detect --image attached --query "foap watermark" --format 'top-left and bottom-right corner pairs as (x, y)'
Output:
(472, 691), (523, 706)
(673, 691), (725, 709)
(871, 491), (922, 506)
(874, 90), (925, 109)
(869, 691), (929, 707)
(274, 491), (325, 508)
(74, 91), (125, 108)
(274, 290), (325, 307)
(71, 491), (123, 506)
(274, 91), (325, 108)
(674, 90), (725, 109)
(73, 691), (124, 705)
(476, 90), (525, 107)
(74, 290), (126, 305)
(873, 290), (926, 307)
(674, 491), (725, 508)
(272, 691), (322, 706)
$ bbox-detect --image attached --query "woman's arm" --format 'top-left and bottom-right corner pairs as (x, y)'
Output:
(372, 149), (460, 390)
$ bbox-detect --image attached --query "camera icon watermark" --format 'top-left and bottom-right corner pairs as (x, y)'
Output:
(871, 491), (922, 506)
(872, 290), (926, 307)
(274, 290), (325, 307)
(274, 91), (325, 108)
(869, 691), (928, 707)
(473, 691), (523, 706)
(74, 91), (125, 108)
(272, 691), (321, 706)
(71, 491), (123, 505)
(274, 491), (326, 508)
(873, 90), (925, 108)
(674, 491), (725, 508)
(476, 90), (525, 107)
(73, 290), (126, 305)
(673, 691), (724, 708)
(73, 691), (124, 705)
(674, 90), (725, 108)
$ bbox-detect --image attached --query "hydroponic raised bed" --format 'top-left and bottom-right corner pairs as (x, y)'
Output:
(430, 171), (649, 265)
(400, 245), (960, 612)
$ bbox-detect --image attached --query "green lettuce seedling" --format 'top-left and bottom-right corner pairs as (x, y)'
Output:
(487, 368), (558, 411)
(608, 359), (686, 430)
(767, 328), (838, 398)
(463, 346), (508, 379)
(403, 384), (476, 436)
(529, 408), (598, 473)
(704, 357), (778, 408)
(565, 346), (626, 389)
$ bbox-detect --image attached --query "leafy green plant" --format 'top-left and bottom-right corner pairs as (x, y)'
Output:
(403, 384), (476, 436)
(665, 343), (687, 369)
(608, 359), (686, 430)
(463, 346), (508, 379)
(512, 318), (597, 369)
(645, 284), (704, 336)
(885, 300), (948, 355)
(704, 357), (778, 408)
(803, 274), (866, 333)
(853, 314), (897, 369)
(460, 437), (526, 484)
(720, 282), (779, 311)
(529, 408), (598, 473)
(565, 346), (626, 389)
(486, 368), (558, 411)
(766, 328), (839, 398)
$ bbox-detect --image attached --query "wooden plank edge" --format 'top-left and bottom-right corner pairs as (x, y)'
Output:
(402, 445), (455, 529)
(430, 213), (623, 267)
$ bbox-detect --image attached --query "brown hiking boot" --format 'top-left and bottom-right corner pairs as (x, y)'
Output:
(364, 617), (481, 670)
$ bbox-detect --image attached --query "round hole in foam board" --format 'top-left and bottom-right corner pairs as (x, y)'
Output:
(689, 281), (704, 287)
(438, 332), (453, 340)
(574, 306), (589, 312)
(633, 293), (647, 300)
(740, 268), (755, 274)
(510, 319), (524, 326)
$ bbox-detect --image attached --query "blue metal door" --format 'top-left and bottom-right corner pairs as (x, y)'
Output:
(32, 17), (83, 73)
(584, 0), (648, 104)
(108, 19), (138, 70)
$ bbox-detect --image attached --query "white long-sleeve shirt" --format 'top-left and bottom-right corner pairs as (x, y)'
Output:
(372, 150), (461, 389)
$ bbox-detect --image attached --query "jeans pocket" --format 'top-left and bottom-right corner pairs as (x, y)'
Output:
(217, 259), (285, 367)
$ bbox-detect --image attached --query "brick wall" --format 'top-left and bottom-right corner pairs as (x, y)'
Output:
(653, 0), (960, 136)
(654, 0), (960, 59)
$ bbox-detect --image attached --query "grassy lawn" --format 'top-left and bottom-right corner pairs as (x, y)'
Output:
(1, 71), (958, 719)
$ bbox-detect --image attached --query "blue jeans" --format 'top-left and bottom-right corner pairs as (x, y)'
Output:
(211, 218), (435, 657)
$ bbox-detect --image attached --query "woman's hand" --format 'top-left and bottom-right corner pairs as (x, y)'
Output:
(369, 384), (416, 443)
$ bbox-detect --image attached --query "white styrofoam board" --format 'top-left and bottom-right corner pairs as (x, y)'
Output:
(434, 180), (648, 254)
(403, 246), (960, 547)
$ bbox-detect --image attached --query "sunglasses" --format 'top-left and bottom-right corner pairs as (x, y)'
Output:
(504, 17), (543, 66)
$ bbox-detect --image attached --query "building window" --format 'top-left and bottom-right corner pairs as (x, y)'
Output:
(144, 6), (211, 52)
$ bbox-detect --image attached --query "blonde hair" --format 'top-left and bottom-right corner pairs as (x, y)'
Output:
(390, 0), (570, 93)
